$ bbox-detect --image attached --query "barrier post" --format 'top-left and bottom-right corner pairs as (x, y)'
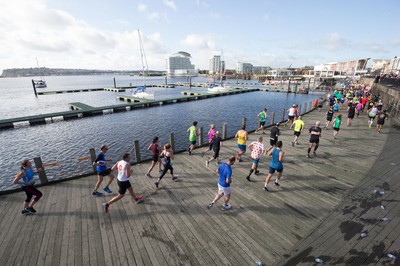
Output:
(222, 123), (227, 140)
(281, 109), (285, 122)
(169, 133), (175, 152)
(33, 157), (48, 184)
(298, 105), (302, 115)
(133, 140), (141, 163)
(304, 103), (308, 113)
(198, 127), (204, 146)
(270, 112), (275, 125)
(89, 148), (97, 173)
(241, 117), (246, 128)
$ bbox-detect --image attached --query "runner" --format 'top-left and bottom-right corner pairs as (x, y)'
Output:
(347, 102), (356, 126)
(317, 98), (324, 112)
(356, 101), (363, 118)
(155, 143), (177, 188)
(256, 108), (268, 134)
(202, 124), (216, 157)
(92, 144), (115, 196)
(13, 159), (43, 214)
(145, 136), (162, 178)
(333, 114), (342, 139)
(235, 125), (248, 162)
(263, 141), (284, 191)
(267, 123), (280, 152)
(285, 104), (297, 128)
(206, 131), (223, 166)
(246, 136), (265, 181)
(367, 104), (378, 128)
(307, 121), (322, 158)
(207, 156), (236, 211)
(187, 121), (198, 155)
(376, 109), (389, 133)
(102, 153), (144, 213)
(292, 116), (305, 146)
(324, 106), (334, 129)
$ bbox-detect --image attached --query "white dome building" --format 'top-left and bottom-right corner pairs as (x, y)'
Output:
(166, 51), (198, 77)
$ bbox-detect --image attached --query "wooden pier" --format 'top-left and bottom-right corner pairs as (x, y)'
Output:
(0, 105), (398, 265)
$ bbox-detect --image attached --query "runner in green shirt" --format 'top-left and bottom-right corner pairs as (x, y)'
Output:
(187, 121), (198, 155)
(256, 108), (267, 134)
(333, 114), (342, 139)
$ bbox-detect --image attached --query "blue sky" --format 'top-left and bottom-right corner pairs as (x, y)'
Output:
(0, 0), (398, 72)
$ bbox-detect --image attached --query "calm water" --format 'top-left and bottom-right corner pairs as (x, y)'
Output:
(0, 75), (321, 191)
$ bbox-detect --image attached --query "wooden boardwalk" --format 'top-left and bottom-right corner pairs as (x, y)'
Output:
(0, 105), (396, 266)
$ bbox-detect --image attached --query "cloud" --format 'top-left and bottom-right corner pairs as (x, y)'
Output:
(181, 34), (217, 50)
(209, 12), (221, 19)
(138, 4), (147, 12)
(321, 32), (351, 51)
(389, 39), (400, 47)
(164, 0), (177, 11)
(262, 14), (269, 21)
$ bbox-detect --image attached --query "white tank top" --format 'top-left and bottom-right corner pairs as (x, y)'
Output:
(288, 107), (296, 116)
(117, 160), (130, 182)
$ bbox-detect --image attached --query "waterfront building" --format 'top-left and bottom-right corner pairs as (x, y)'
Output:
(166, 51), (198, 77)
(267, 68), (293, 78)
(208, 55), (223, 75)
(370, 59), (391, 75)
(384, 56), (399, 75)
(252, 66), (270, 74)
(236, 62), (253, 74)
(314, 58), (370, 77)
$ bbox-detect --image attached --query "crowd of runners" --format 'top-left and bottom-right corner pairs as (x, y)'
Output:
(14, 82), (389, 215)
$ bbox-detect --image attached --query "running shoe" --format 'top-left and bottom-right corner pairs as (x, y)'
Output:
(221, 204), (232, 210)
(155, 182), (159, 188)
(93, 191), (103, 197)
(246, 175), (251, 182)
(274, 181), (280, 187)
(102, 203), (109, 213)
(292, 141), (295, 147)
(103, 187), (113, 194)
(135, 195), (144, 204)
(145, 173), (152, 178)
(206, 160), (209, 167)
(263, 186), (269, 191)
(159, 169), (163, 173)
(255, 170), (260, 175)
(207, 202), (215, 209)
(21, 208), (30, 215)
(201, 152), (205, 157)
(306, 154), (311, 158)
(313, 152), (317, 156)
(26, 206), (37, 213)
(172, 176), (177, 181)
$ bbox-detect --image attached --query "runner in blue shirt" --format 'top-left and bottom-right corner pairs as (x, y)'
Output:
(207, 156), (236, 210)
(92, 144), (115, 196)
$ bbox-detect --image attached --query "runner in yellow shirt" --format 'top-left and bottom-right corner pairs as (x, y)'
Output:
(292, 116), (304, 147)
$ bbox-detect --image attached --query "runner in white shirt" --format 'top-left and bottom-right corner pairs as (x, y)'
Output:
(102, 153), (144, 213)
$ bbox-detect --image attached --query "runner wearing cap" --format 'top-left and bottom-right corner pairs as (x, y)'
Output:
(92, 144), (115, 196)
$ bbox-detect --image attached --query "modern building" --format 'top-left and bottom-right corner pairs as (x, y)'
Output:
(252, 66), (271, 74)
(209, 55), (224, 75)
(314, 58), (370, 77)
(370, 59), (391, 74)
(236, 62), (253, 74)
(166, 51), (198, 77)
(266, 68), (293, 78)
(385, 56), (400, 74)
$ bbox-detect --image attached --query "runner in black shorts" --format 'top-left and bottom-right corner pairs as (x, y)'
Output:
(206, 131), (223, 166)
(307, 121), (322, 158)
(324, 106), (334, 129)
(267, 123), (280, 152)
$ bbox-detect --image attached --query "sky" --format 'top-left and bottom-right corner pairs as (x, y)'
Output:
(0, 0), (399, 72)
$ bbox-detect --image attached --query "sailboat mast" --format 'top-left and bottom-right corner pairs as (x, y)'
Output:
(138, 30), (149, 87)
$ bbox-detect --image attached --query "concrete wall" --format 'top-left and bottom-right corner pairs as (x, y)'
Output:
(370, 82), (400, 122)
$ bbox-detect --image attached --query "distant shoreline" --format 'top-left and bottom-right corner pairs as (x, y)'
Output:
(0, 67), (166, 78)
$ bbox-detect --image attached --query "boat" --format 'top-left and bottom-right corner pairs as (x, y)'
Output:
(207, 83), (231, 93)
(33, 58), (47, 88)
(207, 50), (231, 93)
(132, 86), (155, 100)
(132, 30), (154, 100)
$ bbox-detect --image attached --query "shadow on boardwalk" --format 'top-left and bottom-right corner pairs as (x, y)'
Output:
(0, 105), (396, 266)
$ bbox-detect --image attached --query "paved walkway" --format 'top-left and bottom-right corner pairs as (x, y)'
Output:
(0, 104), (396, 266)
